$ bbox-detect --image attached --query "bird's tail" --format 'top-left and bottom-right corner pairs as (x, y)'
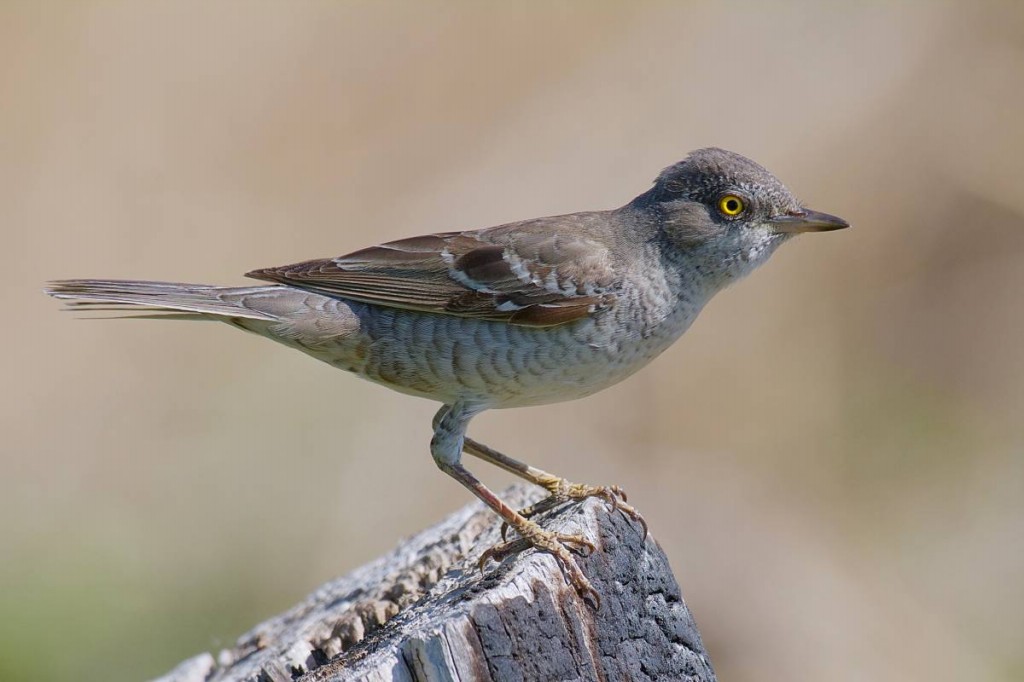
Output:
(45, 279), (280, 321)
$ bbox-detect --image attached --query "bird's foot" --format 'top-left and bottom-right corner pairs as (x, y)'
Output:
(479, 520), (600, 607)
(501, 478), (648, 541)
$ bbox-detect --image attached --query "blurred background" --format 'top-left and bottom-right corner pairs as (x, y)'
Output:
(2, 2), (1022, 680)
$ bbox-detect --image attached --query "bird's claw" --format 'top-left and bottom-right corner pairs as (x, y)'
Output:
(480, 531), (594, 568)
(500, 481), (648, 541)
(479, 528), (600, 608)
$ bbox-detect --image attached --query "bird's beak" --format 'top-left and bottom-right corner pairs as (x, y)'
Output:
(770, 208), (849, 234)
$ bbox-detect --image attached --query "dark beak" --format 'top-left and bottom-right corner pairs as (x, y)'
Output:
(770, 208), (849, 234)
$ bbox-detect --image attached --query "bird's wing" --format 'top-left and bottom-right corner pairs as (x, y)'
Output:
(245, 221), (619, 327)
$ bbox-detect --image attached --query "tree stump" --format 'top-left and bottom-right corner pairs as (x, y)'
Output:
(155, 485), (716, 682)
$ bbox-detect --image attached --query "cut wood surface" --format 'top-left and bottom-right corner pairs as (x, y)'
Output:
(155, 485), (716, 682)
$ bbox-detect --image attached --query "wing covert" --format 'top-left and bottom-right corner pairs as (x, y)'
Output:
(246, 222), (619, 327)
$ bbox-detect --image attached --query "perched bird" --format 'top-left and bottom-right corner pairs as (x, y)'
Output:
(47, 148), (848, 606)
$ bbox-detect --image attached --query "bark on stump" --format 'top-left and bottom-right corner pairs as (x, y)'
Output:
(155, 485), (716, 682)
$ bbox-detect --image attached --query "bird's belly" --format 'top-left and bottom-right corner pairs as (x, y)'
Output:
(332, 303), (699, 408)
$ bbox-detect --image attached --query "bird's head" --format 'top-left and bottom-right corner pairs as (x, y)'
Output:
(637, 147), (848, 285)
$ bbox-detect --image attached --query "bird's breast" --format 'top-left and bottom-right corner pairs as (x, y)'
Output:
(326, 268), (705, 408)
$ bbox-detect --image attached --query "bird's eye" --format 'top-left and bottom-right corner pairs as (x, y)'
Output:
(717, 194), (745, 217)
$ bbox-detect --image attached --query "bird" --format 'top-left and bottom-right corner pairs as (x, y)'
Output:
(46, 147), (848, 607)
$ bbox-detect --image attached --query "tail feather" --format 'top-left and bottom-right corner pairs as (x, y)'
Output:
(45, 279), (279, 321)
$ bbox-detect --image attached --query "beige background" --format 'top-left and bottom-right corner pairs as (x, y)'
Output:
(3, 2), (1023, 680)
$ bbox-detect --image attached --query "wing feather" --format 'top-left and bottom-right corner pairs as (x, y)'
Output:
(246, 220), (619, 327)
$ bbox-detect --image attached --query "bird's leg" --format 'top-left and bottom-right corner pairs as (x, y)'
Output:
(431, 404), (600, 606)
(462, 436), (648, 540)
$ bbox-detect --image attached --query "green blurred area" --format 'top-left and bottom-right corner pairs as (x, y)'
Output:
(2, 2), (1022, 681)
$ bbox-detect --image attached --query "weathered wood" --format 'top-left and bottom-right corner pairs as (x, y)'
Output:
(155, 485), (716, 682)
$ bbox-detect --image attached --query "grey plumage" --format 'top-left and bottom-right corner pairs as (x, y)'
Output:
(46, 148), (848, 604)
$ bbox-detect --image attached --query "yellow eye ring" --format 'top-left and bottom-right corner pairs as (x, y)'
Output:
(718, 194), (745, 217)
